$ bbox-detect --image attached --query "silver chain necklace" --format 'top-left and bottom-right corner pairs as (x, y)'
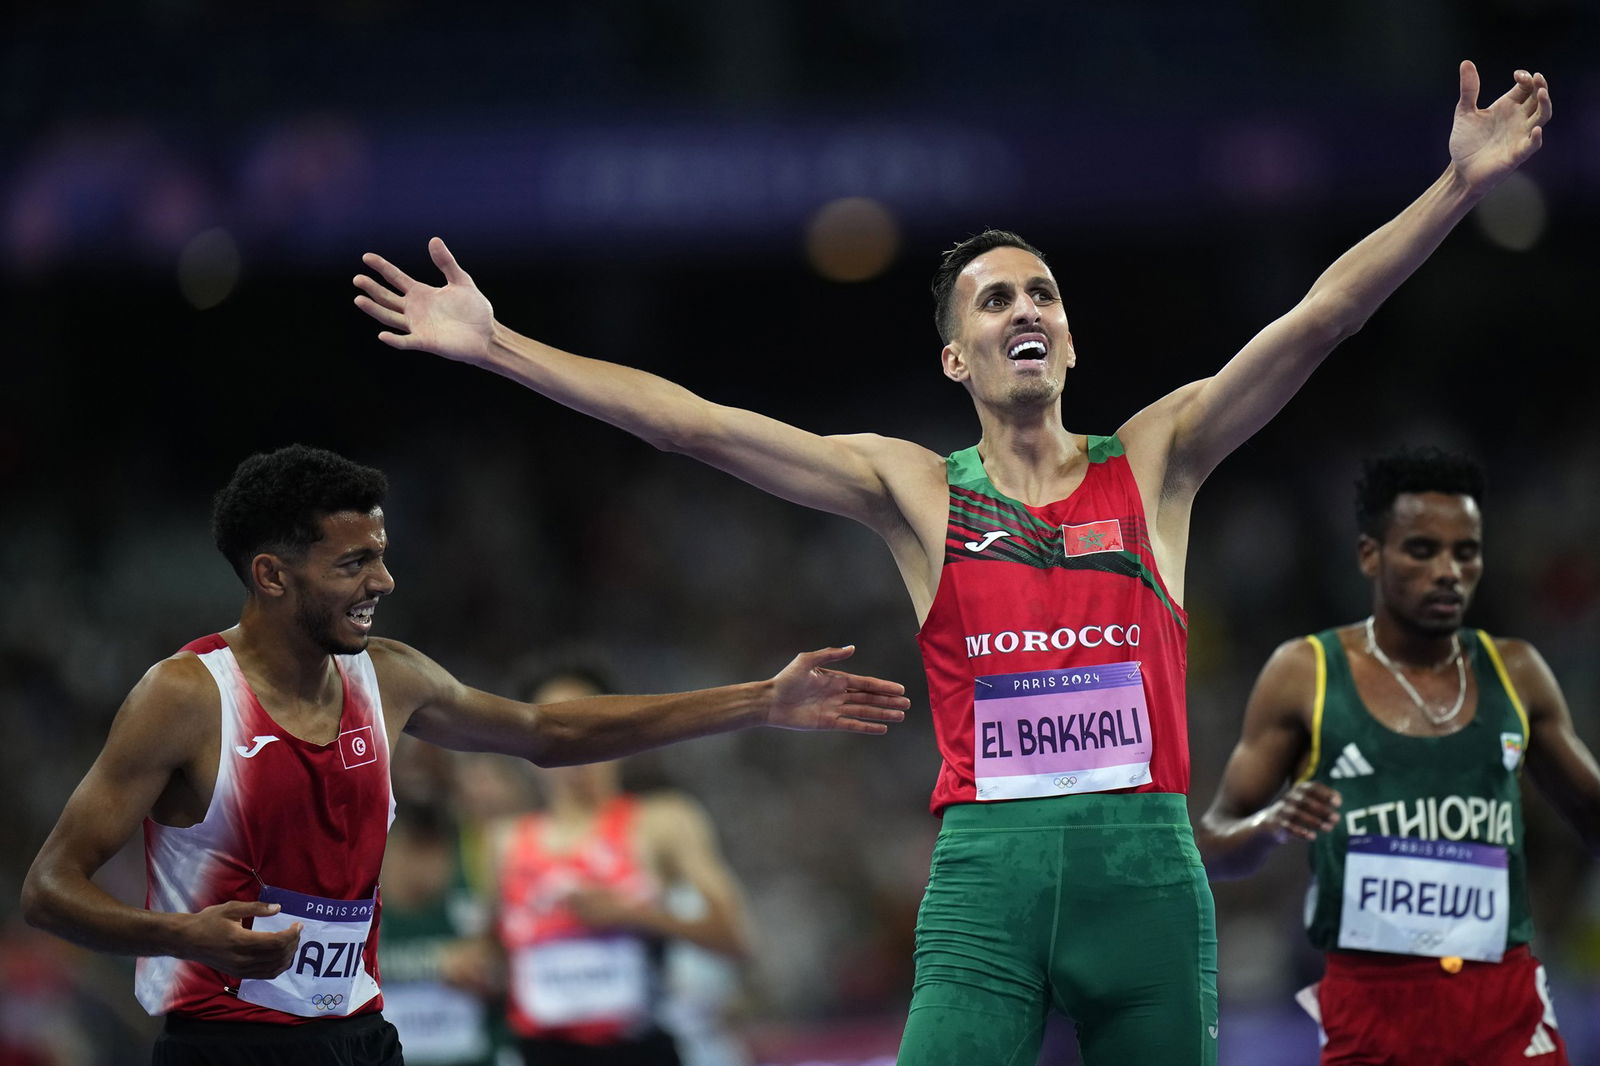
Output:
(1363, 616), (1467, 726)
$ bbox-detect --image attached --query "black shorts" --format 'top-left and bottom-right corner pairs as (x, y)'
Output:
(154, 1013), (403, 1066)
(517, 1030), (680, 1066)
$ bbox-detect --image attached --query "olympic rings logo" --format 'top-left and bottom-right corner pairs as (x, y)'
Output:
(1412, 932), (1445, 950)
(1053, 776), (1079, 789)
(311, 993), (345, 1011)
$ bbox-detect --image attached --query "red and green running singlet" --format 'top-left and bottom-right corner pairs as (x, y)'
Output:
(916, 436), (1190, 815)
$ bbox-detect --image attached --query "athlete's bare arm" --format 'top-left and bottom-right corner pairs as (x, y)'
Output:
(562, 794), (752, 957)
(1120, 63), (1552, 553)
(1197, 638), (1342, 880)
(353, 245), (950, 610)
(371, 639), (908, 766)
(1498, 639), (1600, 854)
(20, 655), (302, 976)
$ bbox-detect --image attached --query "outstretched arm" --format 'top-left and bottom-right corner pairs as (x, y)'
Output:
(353, 240), (930, 535)
(376, 640), (909, 766)
(1197, 639), (1342, 880)
(1135, 62), (1553, 494)
(1502, 639), (1600, 855)
(21, 658), (303, 976)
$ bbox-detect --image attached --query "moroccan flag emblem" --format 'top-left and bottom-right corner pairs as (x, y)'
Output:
(1062, 518), (1124, 556)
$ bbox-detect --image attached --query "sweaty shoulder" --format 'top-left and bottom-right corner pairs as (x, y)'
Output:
(1486, 634), (1537, 670)
(138, 651), (222, 722)
(1254, 635), (1323, 721)
(1485, 635), (1554, 700)
(109, 652), (221, 771)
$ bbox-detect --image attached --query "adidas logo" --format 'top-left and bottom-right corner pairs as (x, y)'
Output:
(1525, 1023), (1558, 1057)
(1329, 743), (1374, 779)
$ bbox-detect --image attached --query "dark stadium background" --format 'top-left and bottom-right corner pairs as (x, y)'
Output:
(3, 3), (1598, 1062)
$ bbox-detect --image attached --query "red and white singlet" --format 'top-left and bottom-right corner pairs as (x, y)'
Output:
(135, 634), (395, 1022)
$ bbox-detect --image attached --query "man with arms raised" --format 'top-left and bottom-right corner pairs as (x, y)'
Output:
(21, 444), (907, 1065)
(355, 64), (1550, 1065)
(1198, 449), (1600, 1063)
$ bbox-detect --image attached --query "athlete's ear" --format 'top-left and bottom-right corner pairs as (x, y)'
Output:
(1062, 330), (1077, 369)
(1356, 534), (1380, 579)
(941, 341), (969, 383)
(250, 553), (291, 598)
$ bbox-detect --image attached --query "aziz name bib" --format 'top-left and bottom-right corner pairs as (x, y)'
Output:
(237, 884), (381, 1018)
(972, 661), (1152, 801)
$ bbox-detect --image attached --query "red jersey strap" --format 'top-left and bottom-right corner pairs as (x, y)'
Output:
(179, 633), (229, 655)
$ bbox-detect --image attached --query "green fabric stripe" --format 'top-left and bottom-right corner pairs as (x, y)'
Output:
(1086, 434), (1125, 463)
(944, 440), (1185, 631)
(949, 493), (1056, 537)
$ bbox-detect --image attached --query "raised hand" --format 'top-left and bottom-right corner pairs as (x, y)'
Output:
(767, 646), (910, 734)
(354, 238), (496, 365)
(1449, 61), (1552, 190)
(1264, 781), (1342, 843)
(180, 900), (303, 979)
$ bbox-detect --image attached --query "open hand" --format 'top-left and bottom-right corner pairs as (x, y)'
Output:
(767, 646), (910, 734)
(1449, 62), (1551, 190)
(354, 238), (496, 365)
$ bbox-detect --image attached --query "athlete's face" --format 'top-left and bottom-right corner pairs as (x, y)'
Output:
(1359, 492), (1483, 637)
(285, 509), (396, 655)
(941, 246), (1076, 409)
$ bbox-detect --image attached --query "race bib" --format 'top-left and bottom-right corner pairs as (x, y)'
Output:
(1338, 835), (1509, 962)
(972, 662), (1152, 801)
(380, 979), (490, 1063)
(237, 885), (380, 1018)
(512, 936), (649, 1027)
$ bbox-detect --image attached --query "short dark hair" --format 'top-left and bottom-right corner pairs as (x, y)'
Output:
(931, 229), (1048, 344)
(1355, 447), (1487, 540)
(212, 444), (389, 588)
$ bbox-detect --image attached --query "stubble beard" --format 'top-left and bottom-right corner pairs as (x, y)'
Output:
(1004, 374), (1061, 409)
(296, 597), (367, 656)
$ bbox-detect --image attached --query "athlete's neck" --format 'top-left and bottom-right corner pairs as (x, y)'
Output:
(226, 612), (342, 704)
(1365, 611), (1461, 670)
(974, 415), (1084, 506)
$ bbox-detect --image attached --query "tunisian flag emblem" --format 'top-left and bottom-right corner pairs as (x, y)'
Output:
(1062, 519), (1124, 557)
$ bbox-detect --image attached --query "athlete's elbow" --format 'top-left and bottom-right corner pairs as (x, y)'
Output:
(646, 416), (727, 461)
(1298, 291), (1369, 347)
(19, 865), (65, 935)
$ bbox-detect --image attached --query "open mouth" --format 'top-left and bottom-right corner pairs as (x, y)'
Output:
(347, 603), (376, 631)
(1007, 334), (1048, 362)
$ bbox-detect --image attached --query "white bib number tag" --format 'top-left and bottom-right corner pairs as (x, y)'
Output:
(1338, 835), (1509, 962)
(236, 885), (380, 1018)
(972, 662), (1152, 801)
(380, 979), (490, 1062)
(512, 937), (649, 1027)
